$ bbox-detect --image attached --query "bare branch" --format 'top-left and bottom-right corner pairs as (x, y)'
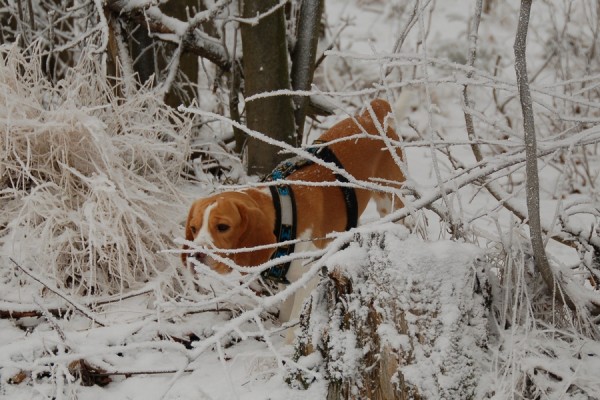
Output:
(105, 0), (232, 71)
(462, 0), (484, 161)
(9, 258), (106, 327)
(513, 0), (576, 310)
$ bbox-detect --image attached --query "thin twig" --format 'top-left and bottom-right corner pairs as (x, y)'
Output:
(34, 297), (68, 343)
(9, 258), (106, 327)
(514, 0), (576, 310)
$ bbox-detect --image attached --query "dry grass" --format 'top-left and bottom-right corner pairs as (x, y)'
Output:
(0, 44), (193, 295)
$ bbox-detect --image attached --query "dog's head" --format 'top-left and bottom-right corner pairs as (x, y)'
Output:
(182, 192), (277, 273)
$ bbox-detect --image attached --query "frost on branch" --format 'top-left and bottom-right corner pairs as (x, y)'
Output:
(288, 228), (488, 399)
(0, 45), (193, 294)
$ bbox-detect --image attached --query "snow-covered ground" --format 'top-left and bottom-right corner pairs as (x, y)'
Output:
(2, 0), (600, 399)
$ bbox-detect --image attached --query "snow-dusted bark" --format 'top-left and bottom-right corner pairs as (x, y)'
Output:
(241, 0), (297, 175)
(289, 229), (488, 399)
(105, 0), (232, 71)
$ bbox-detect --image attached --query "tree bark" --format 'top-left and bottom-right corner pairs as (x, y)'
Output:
(514, 0), (575, 309)
(290, 0), (324, 140)
(240, 0), (297, 175)
(289, 232), (488, 399)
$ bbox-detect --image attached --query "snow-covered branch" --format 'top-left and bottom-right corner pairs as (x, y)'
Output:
(105, 0), (232, 71)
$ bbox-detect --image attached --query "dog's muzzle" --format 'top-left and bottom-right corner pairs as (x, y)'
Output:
(192, 252), (208, 263)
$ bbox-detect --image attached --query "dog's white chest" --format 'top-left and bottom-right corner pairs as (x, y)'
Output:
(277, 229), (320, 324)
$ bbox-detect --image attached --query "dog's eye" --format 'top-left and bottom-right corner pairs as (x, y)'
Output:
(216, 223), (230, 232)
(190, 226), (197, 234)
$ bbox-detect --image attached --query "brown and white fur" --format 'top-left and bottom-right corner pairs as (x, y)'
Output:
(182, 99), (404, 325)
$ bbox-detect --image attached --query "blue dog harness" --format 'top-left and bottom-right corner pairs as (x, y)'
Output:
(261, 143), (359, 284)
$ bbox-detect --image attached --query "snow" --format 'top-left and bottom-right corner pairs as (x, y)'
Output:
(1, 0), (600, 398)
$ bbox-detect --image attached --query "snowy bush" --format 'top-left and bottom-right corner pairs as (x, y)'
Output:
(0, 44), (192, 294)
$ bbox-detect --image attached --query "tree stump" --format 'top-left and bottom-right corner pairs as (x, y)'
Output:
(289, 229), (489, 400)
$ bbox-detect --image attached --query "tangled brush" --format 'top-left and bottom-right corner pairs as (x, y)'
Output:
(0, 44), (193, 295)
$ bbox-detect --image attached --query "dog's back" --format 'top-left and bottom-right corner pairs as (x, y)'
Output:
(287, 99), (404, 244)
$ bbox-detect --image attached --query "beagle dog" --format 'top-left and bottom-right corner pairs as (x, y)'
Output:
(182, 99), (404, 323)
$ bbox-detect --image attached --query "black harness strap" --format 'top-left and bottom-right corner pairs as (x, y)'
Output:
(311, 146), (359, 230)
(261, 143), (359, 284)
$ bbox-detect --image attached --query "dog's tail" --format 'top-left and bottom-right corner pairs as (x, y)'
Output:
(363, 98), (406, 215)
(367, 98), (393, 125)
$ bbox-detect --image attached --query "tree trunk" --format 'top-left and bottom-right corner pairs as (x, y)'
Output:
(290, 0), (324, 140)
(240, 0), (297, 175)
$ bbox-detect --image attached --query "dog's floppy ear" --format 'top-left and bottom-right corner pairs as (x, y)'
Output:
(232, 201), (277, 267)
